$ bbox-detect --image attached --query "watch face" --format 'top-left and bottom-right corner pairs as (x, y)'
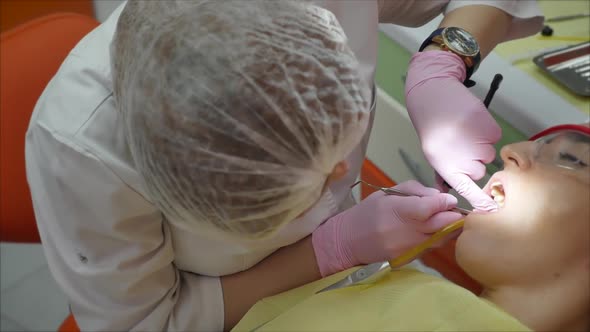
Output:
(442, 27), (479, 57)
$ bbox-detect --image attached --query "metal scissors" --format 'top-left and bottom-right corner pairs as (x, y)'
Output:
(315, 261), (392, 293)
(316, 180), (468, 294)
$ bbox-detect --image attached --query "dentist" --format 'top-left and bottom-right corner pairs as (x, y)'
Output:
(25, 1), (543, 331)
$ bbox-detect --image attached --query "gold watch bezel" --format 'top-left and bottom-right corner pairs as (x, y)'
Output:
(440, 27), (480, 57)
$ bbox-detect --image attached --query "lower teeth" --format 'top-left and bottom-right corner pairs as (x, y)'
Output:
(493, 196), (505, 207)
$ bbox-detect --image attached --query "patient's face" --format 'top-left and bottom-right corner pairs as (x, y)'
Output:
(456, 131), (590, 286)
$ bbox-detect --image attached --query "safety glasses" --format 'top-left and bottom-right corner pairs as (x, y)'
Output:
(529, 124), (590, 182)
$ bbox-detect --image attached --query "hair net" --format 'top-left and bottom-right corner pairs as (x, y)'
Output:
(111, 0), (371, 238)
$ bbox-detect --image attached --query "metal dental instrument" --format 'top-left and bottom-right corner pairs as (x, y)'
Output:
(545, 13), (590, 23)
(316, 260), (391, 294)
(352, 180), (471, 216)
(316, 217), (465, 293)
(315, 180), (468, 294)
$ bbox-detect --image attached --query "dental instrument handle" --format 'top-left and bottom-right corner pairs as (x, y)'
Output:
(483, 74), (503, 108)
(382, 186), (471, 216)
(388, 219), (465, 268)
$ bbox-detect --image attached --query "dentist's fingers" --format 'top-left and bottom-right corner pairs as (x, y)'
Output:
(388, 225), (463, 268)
(447, 173), (498, 212)
(478, 144), (498, 164)
(416, 211), (463, 234)
(435, 172), (450, 193)
(392, 180), (440, 197)
(430, 228), (463, 248)
(388, 193), (458, 223)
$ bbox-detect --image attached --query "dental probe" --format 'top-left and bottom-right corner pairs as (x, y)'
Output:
(351, 180), (471, 216)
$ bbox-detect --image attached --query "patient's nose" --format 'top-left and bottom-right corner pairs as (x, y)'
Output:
(500, 142), (532, 170)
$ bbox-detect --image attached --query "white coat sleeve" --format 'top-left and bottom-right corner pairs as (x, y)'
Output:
(377, 0), (450, 27)
(378, 0), (543, 39)
(25, 96), (224, 331)
(445, 1), (544, 41)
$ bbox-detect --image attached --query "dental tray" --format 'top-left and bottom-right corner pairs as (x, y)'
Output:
(533, 42), (590, 96)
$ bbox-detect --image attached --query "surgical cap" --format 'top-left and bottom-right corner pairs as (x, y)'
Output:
(111, 0), (371, 238)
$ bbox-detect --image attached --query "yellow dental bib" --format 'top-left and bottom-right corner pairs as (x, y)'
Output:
(233, 268), (530, 331)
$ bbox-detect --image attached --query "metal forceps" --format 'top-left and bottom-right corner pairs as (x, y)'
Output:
(315, 180), (468, 294)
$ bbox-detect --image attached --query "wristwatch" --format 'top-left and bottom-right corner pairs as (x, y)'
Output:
(419, 27), (481, 87)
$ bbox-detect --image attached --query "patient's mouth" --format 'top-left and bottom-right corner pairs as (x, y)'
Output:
(490, 182), (505, 208)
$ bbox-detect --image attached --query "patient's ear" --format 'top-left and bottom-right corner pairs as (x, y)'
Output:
(326, 161), (348, 186)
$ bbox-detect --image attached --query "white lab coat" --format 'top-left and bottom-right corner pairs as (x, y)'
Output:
(25, 1), (542, 331)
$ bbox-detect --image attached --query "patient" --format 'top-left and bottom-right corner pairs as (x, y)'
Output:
(233, 124), (590, 332)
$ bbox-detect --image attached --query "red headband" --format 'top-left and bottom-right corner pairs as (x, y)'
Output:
(529, 124), (590, 141)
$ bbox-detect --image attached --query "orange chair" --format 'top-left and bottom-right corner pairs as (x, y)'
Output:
(360, 159), (483, 295)
(1, 0), (95, 32)
(1, 13), (99, 332)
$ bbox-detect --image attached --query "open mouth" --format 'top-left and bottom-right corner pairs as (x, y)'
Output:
(483, 172), (508, 210)
(490, 182), (506, 208)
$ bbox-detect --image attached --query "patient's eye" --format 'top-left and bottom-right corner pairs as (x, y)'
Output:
(558, 152), (588, 168)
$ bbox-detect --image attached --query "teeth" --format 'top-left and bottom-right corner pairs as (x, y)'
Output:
(490, 182), (505, 208)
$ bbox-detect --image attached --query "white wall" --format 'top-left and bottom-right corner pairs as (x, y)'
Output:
(93, 0), (124, 22)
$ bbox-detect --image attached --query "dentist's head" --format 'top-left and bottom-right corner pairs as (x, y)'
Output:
(110, 0), (370, 238)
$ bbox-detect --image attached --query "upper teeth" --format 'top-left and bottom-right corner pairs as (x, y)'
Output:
(490, 182), (505, 207)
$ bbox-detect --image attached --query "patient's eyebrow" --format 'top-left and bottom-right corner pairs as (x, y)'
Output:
(565, 132), (590, 144)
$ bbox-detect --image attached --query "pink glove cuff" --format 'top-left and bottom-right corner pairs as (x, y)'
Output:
(311, 214), (355, 277)
(405, 51), (467, 97)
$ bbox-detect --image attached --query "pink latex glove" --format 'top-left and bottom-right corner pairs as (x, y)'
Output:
(405, 50), (501, 212)
(312, 181), (462, 277)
